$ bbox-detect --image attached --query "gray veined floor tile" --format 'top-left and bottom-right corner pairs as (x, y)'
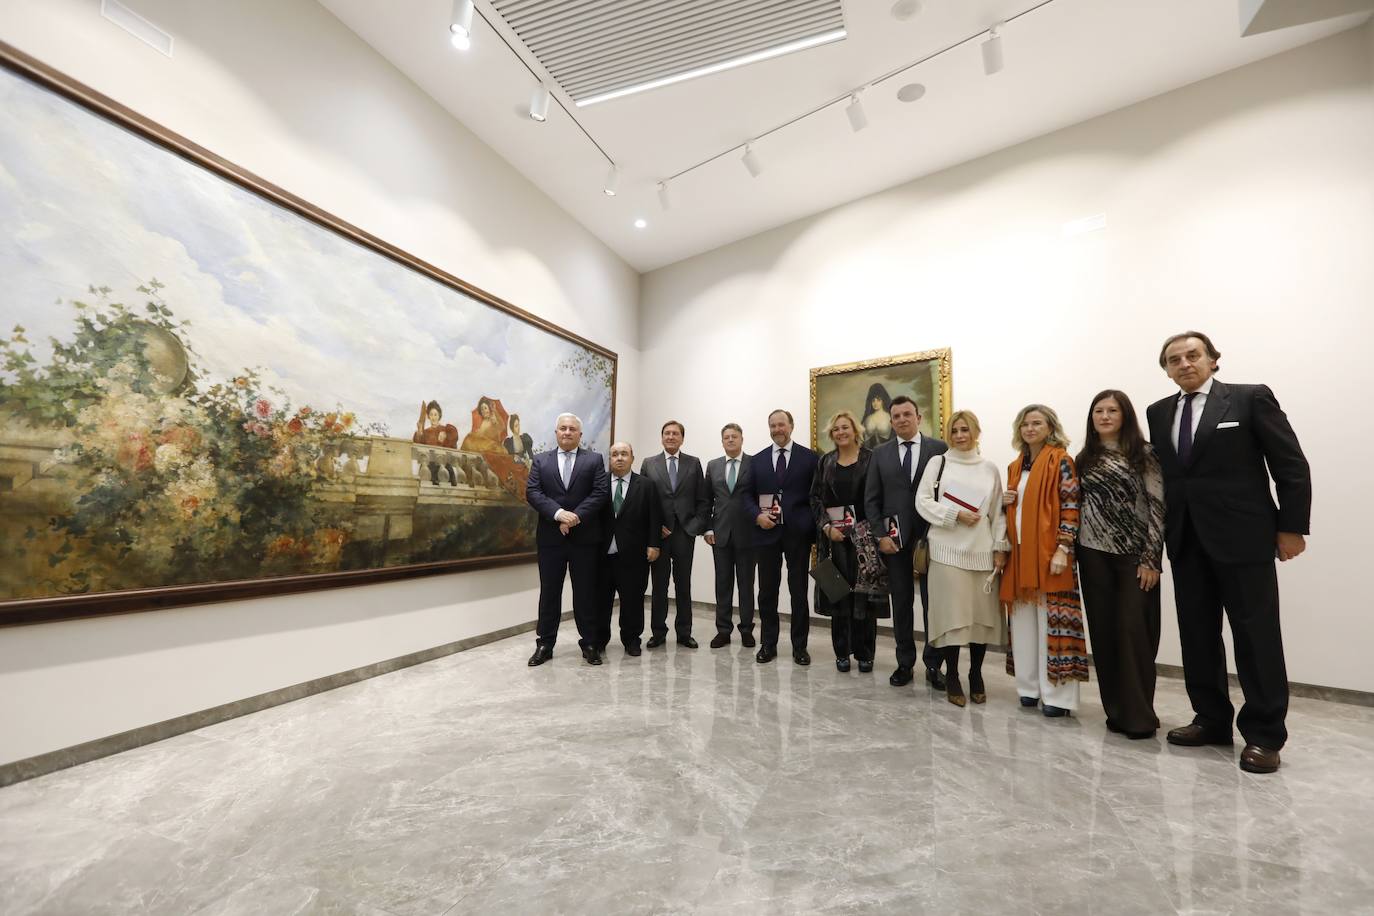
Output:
(4, 610), (1374, 916)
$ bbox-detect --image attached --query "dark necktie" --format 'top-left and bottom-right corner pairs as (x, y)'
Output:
(1177, 392), (1199, 464)
(775, 448), (787, 481)
(901, 440), (913, 483)
(614, 477), (624, 515)
(668, 454), (678, 490)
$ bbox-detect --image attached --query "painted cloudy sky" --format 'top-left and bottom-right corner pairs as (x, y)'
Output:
(0, 67), (613, 451)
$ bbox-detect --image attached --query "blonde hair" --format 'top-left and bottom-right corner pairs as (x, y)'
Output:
(947, 409), (982, 448)
(826, 410), (861, 442)
(1010, 404), (1070, 451)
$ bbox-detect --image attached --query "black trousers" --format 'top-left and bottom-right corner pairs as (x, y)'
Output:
(536, 540), (598, 649)
(755, 535), (810, 651)
(885, 545), (940, 671)
(711, 539), (756, 637)
(650, 529), (696, 639)
(1170, 520), (1288, 749)
(595, 548), (649, 650)
(1078, 546), (1162, 735)
(830, 613), (878, 662)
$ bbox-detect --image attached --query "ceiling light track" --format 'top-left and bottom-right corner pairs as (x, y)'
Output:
(659, 0), (1059, 187)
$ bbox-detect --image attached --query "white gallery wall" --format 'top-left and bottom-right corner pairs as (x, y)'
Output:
(0, 0), (641, 764)
(640, 23), (1374, 692)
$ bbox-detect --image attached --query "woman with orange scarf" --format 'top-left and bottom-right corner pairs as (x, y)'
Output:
(999, 404), (1088, 716)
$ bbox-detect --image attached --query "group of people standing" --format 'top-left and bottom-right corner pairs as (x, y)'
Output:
(525, 331), (1311, 774)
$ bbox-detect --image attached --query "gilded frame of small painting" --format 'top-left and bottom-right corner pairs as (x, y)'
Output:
(809, 348), (953, 453)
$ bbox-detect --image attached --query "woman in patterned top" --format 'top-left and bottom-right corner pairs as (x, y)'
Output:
(999, 405), (1087, 717)
(1075, 390), (1165, 738)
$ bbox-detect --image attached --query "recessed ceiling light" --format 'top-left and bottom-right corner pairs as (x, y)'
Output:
(896, 82), (926, 102)
(634, 218), (648, 229)
(890, 0), (922, 21)
(576, 29), (848, 108)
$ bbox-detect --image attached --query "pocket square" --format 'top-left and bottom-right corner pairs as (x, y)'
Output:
(1217, 421), (1240, 429)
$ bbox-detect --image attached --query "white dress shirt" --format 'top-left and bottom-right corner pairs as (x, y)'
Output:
(553, 449), (579, 524)
(1170, 376), (1214, 450)
(607, 473), (630, 554)
(896, 432), (924, 483)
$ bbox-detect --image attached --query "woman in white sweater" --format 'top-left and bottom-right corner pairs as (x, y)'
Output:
(915, 410), (1009, 706)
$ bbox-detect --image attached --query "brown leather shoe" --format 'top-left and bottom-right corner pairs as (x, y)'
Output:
(1166, 723), (1234, 747)
(1239, 744), (1281, 774)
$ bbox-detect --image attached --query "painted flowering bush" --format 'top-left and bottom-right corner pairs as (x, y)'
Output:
(0, 284), (360, 595)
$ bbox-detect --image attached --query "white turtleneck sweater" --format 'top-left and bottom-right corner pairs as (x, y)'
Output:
(914, 447), (1010, 571)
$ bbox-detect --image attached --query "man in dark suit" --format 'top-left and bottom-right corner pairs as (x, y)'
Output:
(863, 395), (949, 689)
(595, 441), (661, 656)
(640, 421), (710, 648)
(524, 413), (610, 667)
(1147, 331), (1311, 773)
(704, 423), (756, 649)
(746, 409), (818, 665)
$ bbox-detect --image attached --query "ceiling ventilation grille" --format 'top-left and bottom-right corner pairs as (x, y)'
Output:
(489, 0), (846, 105)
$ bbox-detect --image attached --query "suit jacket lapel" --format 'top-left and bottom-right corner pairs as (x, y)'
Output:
(1187, 381), (1229, 467)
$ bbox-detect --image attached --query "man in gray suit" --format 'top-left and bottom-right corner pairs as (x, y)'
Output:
(704, 422), (756, 649)
(641, 420), (710, 648)
(863, 395), (949, 688)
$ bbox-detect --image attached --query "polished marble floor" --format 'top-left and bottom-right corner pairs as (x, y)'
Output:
(3, 611), (1374, 915)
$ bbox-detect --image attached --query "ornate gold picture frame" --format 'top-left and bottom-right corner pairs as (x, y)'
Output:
(809, 348), (953, 452)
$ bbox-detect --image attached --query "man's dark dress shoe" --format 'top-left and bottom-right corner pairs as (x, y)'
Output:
(1166, 723), (1234, 747)
(836, 657), (851, 672)
(624, 644), (642, 657)
(710, 634), (731, 649)
(528, 645), (553, 667)
(889, 667), (914, 686)
(678, 635), (699, 649)
(756, 647), (777, 664)
(581, 646), (602, 666)
(1240, 744), (1281, 773)
(646, 635), (666, 649)
(925, 667), (946, 691)
(857, 659), (874, 673)
(741, 632), (757, 648)
(1042, 705), (1070, 717)
(793, 649), (811, 666)
(1020, 696), (1039, 708)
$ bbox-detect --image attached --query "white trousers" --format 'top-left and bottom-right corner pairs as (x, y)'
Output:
(1010, 599), (1080, 710)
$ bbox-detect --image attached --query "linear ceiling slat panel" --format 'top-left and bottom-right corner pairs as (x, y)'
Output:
(547, 9), (840, 80)
(487, 0), (846, 102)
(536, 0), (837, 69)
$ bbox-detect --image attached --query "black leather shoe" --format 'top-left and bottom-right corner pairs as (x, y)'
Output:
(836, 657), (851, 672)
(1239, 744), (1280, 773)
(1019, 696), (1039, 708)
(1166, 723), (1234, 747)
(889, 666), (914, 686)
(793, 649), (811, 666)
(581, 646), (602, 666)
(624, 644), (642, 657)
(925, 667), (946, 691)
(709, 633), (731, 649)
(646, 635), (666, 649)
(678, 635), (699, 649)
(527, 645), (553, 667)
(756, 646), (777, 664)
(857, 659), (874, 673)
(741, 632), (757, 648)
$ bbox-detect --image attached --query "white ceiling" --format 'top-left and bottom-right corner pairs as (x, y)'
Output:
(319, 0), (1370, 272)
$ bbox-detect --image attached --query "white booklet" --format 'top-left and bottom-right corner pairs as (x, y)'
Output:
(939, 477), (987, 515)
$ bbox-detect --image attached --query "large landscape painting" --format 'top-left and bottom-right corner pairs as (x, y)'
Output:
(0, 50), (616, 622)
